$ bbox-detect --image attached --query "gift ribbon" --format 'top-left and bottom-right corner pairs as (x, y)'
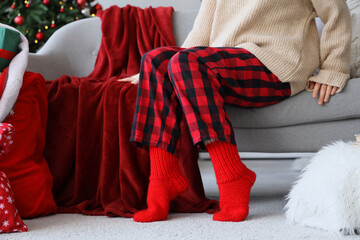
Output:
(0, 49), (16, 60)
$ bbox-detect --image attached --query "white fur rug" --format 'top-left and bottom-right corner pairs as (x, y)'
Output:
(2, 159), (357, 240)
(286, 141), (360, 235)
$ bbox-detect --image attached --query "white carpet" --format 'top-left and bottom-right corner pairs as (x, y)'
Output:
(2, 159), (357, 240)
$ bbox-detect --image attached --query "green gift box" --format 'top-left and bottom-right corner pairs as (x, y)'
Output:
(0, 28), (20, 72)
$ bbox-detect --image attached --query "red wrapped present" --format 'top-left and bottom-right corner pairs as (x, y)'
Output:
(0, 171), (28, 234)
(0, 28), (20, 73)
(0, 123), (14, 156)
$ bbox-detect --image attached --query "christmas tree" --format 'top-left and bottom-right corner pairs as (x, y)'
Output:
(0, 0), (102, 52)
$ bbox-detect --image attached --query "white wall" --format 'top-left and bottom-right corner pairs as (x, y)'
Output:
(97, 0), (201, 11)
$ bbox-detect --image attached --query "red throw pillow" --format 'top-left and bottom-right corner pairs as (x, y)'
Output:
(0, 68), (56, 218)
(0, 171), (28, 233)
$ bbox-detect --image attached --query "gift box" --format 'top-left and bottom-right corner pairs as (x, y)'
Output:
(0, 28), (20, 73)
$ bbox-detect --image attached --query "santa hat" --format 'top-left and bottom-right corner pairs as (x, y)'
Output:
(0, 23), (29, 122)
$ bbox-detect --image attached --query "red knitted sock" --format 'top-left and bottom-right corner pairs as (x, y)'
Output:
(133, 147), (188, 222)
(206, 141), (256, 222)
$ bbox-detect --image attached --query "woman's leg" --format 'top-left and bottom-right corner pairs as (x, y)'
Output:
(131, 46), (186, 154)
(168, 47), (291, 222)
(130, 46), (188, 222)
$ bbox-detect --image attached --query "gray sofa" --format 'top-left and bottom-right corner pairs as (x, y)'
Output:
(27, 10), (360, 154)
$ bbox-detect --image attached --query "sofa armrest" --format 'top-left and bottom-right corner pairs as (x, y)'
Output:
(27, 17), (102, 80)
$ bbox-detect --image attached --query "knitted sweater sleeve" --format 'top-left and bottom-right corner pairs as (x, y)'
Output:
(181, 0), (216, 48)
(308, 0), (351, 92)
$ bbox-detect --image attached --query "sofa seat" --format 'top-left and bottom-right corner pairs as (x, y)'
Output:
(226, 78), (360, 129)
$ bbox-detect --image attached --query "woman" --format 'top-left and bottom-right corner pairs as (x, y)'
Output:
(120, 0), (351, 222)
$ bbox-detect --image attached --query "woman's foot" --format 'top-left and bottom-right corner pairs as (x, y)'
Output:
(134, 177), (188, 222)
(133, 147), (188, 222)
(206, 140), (256, 222)
(213, 170), (256, 222)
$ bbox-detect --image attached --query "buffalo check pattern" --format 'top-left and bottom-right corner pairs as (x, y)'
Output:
(131, 46), (291, 155)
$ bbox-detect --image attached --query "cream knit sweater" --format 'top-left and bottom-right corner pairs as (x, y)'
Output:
(181, 0), (351, 96)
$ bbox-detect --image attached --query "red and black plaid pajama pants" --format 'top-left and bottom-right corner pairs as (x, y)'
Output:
(130, 46), (291, 155)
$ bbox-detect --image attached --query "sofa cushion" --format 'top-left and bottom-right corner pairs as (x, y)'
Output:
(226, 78), (360, 129)
(173, 10), (198, 47)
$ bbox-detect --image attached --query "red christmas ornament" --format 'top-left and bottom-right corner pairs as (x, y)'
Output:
(11, 2), (16, 9)
(94, 4), (102, 11)
(51, 20), (56, 28)
(14, 15), (25, 25)
(43, 0), (51, 5)
(60, 5), (64, 12)
(36, 31), (45, 41)
(25, 3), (31, 7)
(77, 0), (86, 7)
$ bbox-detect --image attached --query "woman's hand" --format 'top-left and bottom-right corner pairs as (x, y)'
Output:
(118, 73), (139, 84)
(308, 81), (338, 105)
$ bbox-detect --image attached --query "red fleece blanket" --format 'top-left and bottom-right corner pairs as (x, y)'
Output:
(44, 5), (218, 217)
